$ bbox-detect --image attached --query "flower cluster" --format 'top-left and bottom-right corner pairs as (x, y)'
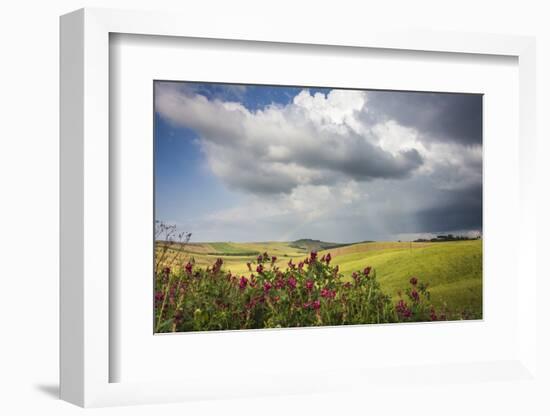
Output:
(155, 251), (439, 332)
(394, 276), (434, 322)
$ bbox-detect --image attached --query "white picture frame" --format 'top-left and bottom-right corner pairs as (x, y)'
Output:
(60, 7), (538, 408)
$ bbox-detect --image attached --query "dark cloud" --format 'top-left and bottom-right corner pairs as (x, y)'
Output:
(156, 85), (425, 195)
(365, 91), (483, 146)
(292, 132), (424, 183)
(415, 184), (483, 233)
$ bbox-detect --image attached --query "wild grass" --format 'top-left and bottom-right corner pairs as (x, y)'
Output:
(325, 240), (482, 315)
(155, 236), (482, 325)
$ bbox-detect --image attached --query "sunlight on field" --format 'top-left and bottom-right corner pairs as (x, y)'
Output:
(157, 240), (307, 275)
(156, 239), (482, 317)
(320, 240), (482, 315)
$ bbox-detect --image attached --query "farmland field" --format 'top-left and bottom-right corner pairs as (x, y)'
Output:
(156, 239), (482, 319)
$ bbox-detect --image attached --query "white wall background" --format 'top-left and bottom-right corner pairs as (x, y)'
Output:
(0, 1), (548, 415)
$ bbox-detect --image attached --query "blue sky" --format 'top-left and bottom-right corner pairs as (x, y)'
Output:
(154, 81), (482, 243)
(154, 83), (334, 241)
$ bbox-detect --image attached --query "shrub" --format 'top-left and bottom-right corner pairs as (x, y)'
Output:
(154, 251), (439, 332)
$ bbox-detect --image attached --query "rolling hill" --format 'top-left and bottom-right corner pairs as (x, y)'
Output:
(156, 239), (482, 318)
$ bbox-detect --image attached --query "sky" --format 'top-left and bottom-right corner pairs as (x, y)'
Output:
(154, 81), (482, 243)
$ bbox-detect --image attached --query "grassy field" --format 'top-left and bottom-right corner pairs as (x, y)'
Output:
(157, 239), (482, 318)
(319, 240), (482, 316)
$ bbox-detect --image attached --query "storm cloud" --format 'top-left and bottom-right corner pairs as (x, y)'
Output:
(155, 82), (482, 241)
(365, 91), (482, 146)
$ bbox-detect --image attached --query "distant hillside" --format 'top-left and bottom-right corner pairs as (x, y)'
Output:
(289, 239), (357, 252)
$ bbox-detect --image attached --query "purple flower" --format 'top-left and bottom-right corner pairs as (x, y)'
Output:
(304, 299), (321, 310)
(305, 279), (314, 291)
(288, 259), (295, 270)
(273, 278), (284, 289)
(396, 299), (412, 318)
(271, 256), (277, 264)
(263, 281), (272, 293)
(325, 253), (332, 264)
(287, 276), (297, 290)
(184, 262), (193, 274)
(239, 276), (248, 290)
(410, 277), (418, 286)
(363, 267), (371, 277)
(430, 307), (438, 321)
(310, 251), (318, 261)
(256, 264), (264, 274)
(154, 291), (164, 303)
(257, 255), (263, 264)
(411, 289), (420, 302)
(298, 262), (304, 270)
(321, 288), (336, 299)
(246, 262), (252, 271)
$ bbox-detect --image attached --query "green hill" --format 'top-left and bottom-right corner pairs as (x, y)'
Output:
(157, 239), (482, 319)
(289, 238), (354, 252)
(320, 240), (482, 318)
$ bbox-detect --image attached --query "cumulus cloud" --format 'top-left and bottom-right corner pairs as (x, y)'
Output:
(156, 84), (424, 195)
(155, 82), (483, 240)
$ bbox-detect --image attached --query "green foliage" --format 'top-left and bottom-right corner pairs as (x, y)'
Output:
(207, 242), (260, 256)
(156, 239), (483, 321)
(331, 240), (482, 317)
(154, 252), (445, 333)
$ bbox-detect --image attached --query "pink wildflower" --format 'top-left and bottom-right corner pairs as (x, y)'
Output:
(287, 276), (297, 290)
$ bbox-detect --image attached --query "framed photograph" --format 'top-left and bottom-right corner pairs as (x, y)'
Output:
(152, 80), (483, 334)
(60, 8), (538, 408)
